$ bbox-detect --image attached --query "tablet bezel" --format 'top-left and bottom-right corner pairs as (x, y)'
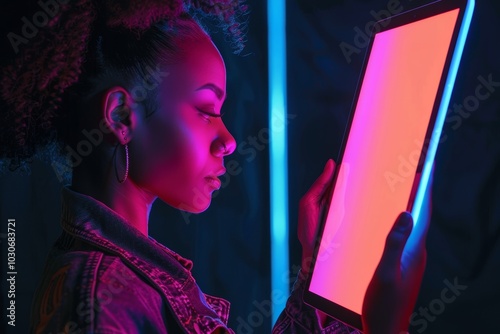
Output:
(303, 0), (475, 331)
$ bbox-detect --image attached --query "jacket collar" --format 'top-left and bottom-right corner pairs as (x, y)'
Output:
(59, 186), (232, 332)
(60, 186), (194, 272)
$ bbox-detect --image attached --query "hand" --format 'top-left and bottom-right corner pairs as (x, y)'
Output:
(298, 159), (336, 274)
(361, 212), (428, 334)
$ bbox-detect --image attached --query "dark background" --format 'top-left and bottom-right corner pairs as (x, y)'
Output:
(1, 0), (499, 333)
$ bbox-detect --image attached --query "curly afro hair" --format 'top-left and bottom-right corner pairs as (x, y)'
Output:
(0, 0), (247, 179)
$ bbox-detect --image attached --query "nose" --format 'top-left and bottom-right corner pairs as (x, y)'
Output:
(211, 123), (236, 157)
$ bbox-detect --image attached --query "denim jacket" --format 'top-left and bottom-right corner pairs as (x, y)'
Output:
(30, 187), (359, 333)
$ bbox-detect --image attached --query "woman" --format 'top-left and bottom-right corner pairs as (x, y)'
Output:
(0, 0), (426, 333)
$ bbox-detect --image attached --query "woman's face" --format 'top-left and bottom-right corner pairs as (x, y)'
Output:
(129, 35), (236, 213)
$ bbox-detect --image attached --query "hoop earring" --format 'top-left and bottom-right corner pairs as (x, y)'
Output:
(114, 143), (129, 183)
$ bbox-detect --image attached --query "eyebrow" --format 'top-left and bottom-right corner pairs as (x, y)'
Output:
(196, 83), (225, 101)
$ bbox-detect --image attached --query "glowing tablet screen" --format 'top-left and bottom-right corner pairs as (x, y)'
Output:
(309, 9), (460, 315)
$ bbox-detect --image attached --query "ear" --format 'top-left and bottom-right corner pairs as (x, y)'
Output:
(102, 87), (137, 145)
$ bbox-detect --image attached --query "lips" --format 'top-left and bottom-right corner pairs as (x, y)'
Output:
(214, 168), (226, 177)
(205, 176), (221, 190)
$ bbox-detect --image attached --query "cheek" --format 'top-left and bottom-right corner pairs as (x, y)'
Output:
(154, 120), (206, 176)
(129, 112), (212, 201)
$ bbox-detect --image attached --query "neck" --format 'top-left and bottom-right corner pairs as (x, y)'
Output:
(71, 158), (156, 236)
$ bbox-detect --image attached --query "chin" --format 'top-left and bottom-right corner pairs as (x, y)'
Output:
(180, 203), (210, 214)
(167, 198), (211, 214)
(160, 186), (215, 213)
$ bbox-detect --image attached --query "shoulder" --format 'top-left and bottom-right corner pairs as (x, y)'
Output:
(32, 249), (170, 333)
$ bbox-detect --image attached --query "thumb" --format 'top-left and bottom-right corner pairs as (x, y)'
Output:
(377, 212), (413, 277)
(308, 159), (335, 199)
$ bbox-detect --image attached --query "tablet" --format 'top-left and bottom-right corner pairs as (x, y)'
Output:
(303, 0), (474, 330)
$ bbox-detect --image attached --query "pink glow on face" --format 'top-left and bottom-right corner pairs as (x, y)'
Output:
(310, 9), (459, 315)
(129, 36), (236, 213)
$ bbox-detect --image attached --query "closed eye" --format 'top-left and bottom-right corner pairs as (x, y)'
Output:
(197, 109), (225, 123)
(198, 109), (225, 118)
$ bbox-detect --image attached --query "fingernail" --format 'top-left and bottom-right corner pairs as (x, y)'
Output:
(397, 212), (413, 230)
(324, 159), (332, 171)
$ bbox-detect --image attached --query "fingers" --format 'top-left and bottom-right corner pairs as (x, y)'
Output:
(377, 212), (413, 278)
(304, 159), (336, 203)
(317, 159), (335, 189)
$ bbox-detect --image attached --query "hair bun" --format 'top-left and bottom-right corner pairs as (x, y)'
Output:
(102, 0), (247, 52)
(188, 0), (245, 19)
(103, 0), (184, 30)
(0, 0), (248, 174)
